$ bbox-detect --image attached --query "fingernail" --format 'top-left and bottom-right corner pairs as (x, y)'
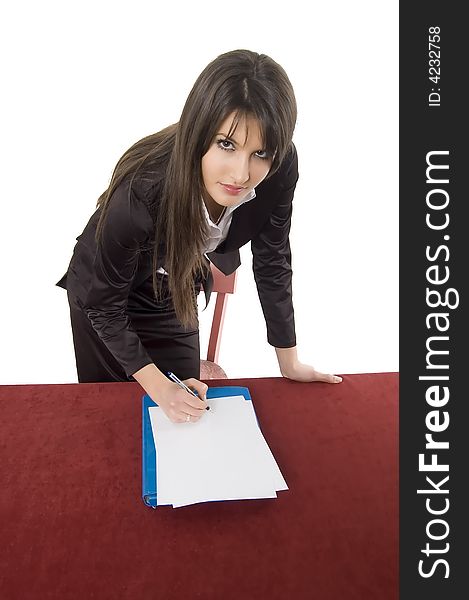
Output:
(334, 376), (342, 383)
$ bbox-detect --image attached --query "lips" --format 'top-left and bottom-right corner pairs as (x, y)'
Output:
(220, 183), (245, 192)
(220, 183), (246, 196)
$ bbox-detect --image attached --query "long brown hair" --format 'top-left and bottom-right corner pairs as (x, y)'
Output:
(95, 49), (297, 329)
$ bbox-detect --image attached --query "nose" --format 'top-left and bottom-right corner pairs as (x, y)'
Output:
(230, 153), (250, 186)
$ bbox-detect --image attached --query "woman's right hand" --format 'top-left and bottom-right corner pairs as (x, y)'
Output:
(157, 378), (209, 424)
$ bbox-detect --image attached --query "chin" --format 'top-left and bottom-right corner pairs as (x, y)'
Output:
(215, 196), (236, 207)
(207, 189), (231, 207)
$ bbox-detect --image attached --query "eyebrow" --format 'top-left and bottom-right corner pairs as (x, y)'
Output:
(216, 133), (265, 150)
(217, 133), (236, 142)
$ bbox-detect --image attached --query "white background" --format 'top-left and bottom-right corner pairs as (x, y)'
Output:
(0, 1), (398, 384)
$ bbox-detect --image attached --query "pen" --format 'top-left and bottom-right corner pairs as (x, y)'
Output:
(167, 371), (210, 410)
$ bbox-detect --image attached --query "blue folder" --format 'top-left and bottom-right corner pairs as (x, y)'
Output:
(142, 386), (253, 508)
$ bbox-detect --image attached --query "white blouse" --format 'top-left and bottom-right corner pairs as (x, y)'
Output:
(157, 188), (256, 275)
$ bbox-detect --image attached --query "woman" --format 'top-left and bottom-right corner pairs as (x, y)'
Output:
(56, 49), (342, 424)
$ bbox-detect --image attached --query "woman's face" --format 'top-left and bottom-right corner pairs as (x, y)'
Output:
(201, 112), (273, 216)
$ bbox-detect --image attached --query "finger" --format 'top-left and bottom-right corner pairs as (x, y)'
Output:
(172, 389), (207, 417)
(184, 398), (209, 413)
(183, 378), (209, 403)
(315, 372), (342, 384)
(166, 409), (189, 424)
(179, 412), (201, 424)
(166, 406), (202, 424)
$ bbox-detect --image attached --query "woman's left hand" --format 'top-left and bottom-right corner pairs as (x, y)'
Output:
(275, 346), (342, 384)
(281, 361), (342, 384)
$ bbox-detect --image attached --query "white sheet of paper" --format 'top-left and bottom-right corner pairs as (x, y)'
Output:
(169, 401), (286, 508)
(148, 395), (288, 508)
(233, 398), (289, 492)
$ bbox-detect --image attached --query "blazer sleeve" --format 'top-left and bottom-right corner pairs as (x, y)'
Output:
(251, 144), (299, 348)
(82, 180), (155, 378)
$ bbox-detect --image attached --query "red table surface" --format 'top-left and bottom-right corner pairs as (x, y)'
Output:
(0, 373), (398, 600)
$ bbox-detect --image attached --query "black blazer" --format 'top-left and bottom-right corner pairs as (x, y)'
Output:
(56, 143), (299, 378)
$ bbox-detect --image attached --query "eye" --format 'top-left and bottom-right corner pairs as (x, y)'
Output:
(216, 138), (235, 151)
(216, 138), (270, 161)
